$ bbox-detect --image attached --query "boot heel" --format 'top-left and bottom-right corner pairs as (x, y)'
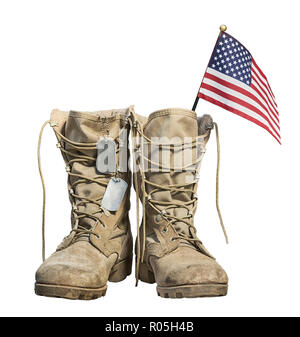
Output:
(109, 257), (132, 282)
(139, 262), (155, 284)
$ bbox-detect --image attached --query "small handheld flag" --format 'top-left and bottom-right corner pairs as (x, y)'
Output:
(193, 25), (281, 144)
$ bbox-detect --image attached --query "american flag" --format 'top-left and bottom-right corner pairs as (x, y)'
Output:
(198, 31), (281, 144)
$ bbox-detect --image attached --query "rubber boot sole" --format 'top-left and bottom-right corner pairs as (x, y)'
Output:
(35, 283), (107, 300)
(157, 284), (228, 298)
(35, 257), (132, 300)
(139, 262), (228, 298)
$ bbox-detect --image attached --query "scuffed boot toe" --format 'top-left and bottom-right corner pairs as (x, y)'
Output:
(149, 247), (228, 298)
(35, 242), (116, 300)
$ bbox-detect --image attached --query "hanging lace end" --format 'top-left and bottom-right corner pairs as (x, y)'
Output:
(214, 122), (229, 245)
(38, 120), (51, 262)
(140, 216), (146, 263)
(218, 214), (229, 244)
(135, 257), (140, 287)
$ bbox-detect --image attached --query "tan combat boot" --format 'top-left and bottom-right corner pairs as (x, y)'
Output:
(35, 107), (133, 300)
(130, 108), (228, 298)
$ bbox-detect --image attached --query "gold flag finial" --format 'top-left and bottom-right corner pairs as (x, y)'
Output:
(219, 25), (227, 32)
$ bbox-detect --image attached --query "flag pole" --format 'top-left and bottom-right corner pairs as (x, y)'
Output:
(192, 24), (227, 111)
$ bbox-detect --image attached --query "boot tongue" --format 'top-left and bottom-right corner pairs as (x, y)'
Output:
(144, 109), (199, 246)
(64, 111), (110, 236)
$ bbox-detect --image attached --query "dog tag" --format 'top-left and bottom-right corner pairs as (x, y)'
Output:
(101, 178), (128, 211)
(96, 137), (116, 173)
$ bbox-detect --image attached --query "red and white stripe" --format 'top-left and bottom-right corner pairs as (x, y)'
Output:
(199, 60), (280, 144)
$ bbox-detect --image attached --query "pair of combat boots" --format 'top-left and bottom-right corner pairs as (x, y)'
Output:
(35, 106), (228, 300)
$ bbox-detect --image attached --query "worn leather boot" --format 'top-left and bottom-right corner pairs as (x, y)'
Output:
(35, 107), (133, 300)
(130, 108), (228, 298)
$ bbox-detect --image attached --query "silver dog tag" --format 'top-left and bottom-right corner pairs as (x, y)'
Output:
(101, 178), (128, 211)
(96, 137), (116, 173)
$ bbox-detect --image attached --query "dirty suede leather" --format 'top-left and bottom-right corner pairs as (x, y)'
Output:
(134, 108), (228, 290)
(36, 108), (133, 292)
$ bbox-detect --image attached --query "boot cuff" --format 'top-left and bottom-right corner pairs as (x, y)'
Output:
(69, 108), (130, 122)
(148, 108), (197, 123)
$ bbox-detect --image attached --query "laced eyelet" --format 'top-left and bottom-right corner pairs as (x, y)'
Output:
(162, 227), (168, 233)
(155, 214), (163, 223)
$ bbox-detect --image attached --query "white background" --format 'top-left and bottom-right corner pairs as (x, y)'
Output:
(0, 0), (299, 317)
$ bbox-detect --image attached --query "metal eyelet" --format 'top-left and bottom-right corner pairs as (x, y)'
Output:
(162, 227), (168, 233)
(155, 214), (163, 223)
(119, 139), (125, 147)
